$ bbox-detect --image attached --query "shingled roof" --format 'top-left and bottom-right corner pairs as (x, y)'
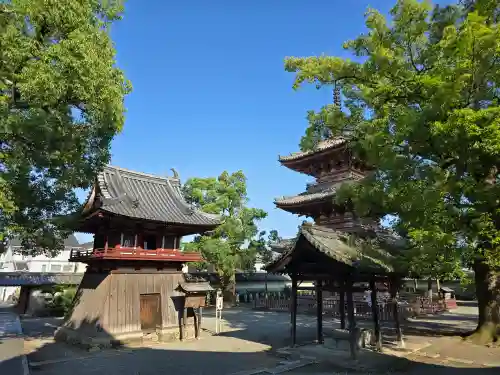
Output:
(269, 238), (296, 254)
(266, 224), (399, 276)
(84, 165), (220, 227)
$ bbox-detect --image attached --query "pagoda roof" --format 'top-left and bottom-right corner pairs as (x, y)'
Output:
(278, 137), (347, 164)
(83, 165), (220, 227)
(274, 187), (336, 208)
(265, 224), (404, 277)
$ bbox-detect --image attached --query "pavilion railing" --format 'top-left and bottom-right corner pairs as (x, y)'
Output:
(69, 247), (200, 261)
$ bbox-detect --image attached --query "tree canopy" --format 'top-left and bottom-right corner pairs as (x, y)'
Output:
(182, 171), (272, 295)
(0, 0), (130, 255)
(285, 0), (500, 341)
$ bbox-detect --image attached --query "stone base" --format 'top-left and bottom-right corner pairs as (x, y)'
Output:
(158, 325), (191, 342)
(54, 325), (143, 350)
(55, 324), (200, 350)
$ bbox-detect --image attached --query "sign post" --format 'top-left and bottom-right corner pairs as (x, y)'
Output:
(215, 289), (223, 334)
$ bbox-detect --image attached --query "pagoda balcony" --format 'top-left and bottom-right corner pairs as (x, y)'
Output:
(69, 246), (202, 263)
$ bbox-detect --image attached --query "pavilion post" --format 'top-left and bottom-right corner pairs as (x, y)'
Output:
(369, 279), (382, 351)
(291, 273), (298, 346)
(339, 282), (346, 329)
(346, 278), (357, 360)
(316, 279), (323, 344)
(390, 278), (404, 348)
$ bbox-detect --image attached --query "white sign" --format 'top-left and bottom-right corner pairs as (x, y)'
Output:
(216, 294), (223, 311)
(215, 290), (223, 334)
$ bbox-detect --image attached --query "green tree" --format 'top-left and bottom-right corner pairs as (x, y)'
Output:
(0, 0), (131, 255)
(285, 0), (500, 343)
(182, 171), (268, 299)
(247, 229), (281, 267)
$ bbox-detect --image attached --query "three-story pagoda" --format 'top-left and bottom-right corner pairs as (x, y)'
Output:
(266, 136), (404, 355)
(268, 135), (399, 276)
(56, 165), (219, 346)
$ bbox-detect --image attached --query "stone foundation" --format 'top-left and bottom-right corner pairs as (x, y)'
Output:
(55, 323), (199, 350)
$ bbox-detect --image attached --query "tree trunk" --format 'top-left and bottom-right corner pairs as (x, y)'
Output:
(466, 260), (500, 344)
(220, 272), (236, 305)
(427, 278), (433, 302)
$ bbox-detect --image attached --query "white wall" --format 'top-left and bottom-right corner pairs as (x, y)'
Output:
(0, 245), (88, 301)
(0, 246), (87, 274)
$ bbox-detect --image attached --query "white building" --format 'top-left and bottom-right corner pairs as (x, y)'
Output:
(0, 235), (88, 301)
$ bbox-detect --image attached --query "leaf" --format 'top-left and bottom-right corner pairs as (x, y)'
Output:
(0, 0), (131, 255)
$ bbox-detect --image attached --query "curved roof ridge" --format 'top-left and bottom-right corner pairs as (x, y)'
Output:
(104, 165), (181, 184)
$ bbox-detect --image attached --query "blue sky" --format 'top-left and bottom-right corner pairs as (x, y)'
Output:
(75, 0), (445, 243)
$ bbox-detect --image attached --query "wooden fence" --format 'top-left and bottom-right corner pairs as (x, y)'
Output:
(253, 295), (447, 320)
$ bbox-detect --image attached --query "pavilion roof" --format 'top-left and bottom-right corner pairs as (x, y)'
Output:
(82, 165), (220, 227)
(265, 224), (404, 277)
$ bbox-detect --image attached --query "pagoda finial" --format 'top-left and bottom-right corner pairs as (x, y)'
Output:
(333, 83), (341, 108)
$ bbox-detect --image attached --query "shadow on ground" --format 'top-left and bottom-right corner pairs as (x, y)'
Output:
(14, 306), (500, 375)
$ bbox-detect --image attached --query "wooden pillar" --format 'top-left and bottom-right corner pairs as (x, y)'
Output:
(316, 280), (323, 344)
(339, 283), (346, 329)
(390, 278), (404, 347)
(16, 286), (31, 315)
(346, 278), (357, 360)
(193, 308), (200, 339)
(291, 273), (298, 346)
(369, 279), (382, 351)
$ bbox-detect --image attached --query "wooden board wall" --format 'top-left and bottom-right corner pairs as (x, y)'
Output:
(64, 269), (188, 338)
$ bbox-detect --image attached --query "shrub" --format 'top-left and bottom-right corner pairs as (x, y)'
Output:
(47, 287), (76, 317)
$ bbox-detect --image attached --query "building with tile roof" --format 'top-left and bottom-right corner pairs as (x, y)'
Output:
(57, 165), (219, 347)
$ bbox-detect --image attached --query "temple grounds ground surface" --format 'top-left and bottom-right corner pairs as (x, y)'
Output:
(20, 302), (499, 375)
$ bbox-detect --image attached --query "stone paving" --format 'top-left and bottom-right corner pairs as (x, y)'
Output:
(0, 304), (29, 375)
(19, 303), (500, 375)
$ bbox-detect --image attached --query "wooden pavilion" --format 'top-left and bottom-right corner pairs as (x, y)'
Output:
(266, 136), (407, 358)
(56, 165), (219, 346)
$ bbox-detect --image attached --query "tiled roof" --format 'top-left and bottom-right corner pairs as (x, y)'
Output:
(278, 137), (347, 163)
(274, 188), (336, 206)
(266, 224), (397, 275)
(79, 241), (94, 249)
(270, 238), (296, 253)
(8, 234), (80, 248)
(92, 165), (220, 227)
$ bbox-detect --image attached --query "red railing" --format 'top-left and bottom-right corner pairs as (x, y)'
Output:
(69, 247), (202, 262)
